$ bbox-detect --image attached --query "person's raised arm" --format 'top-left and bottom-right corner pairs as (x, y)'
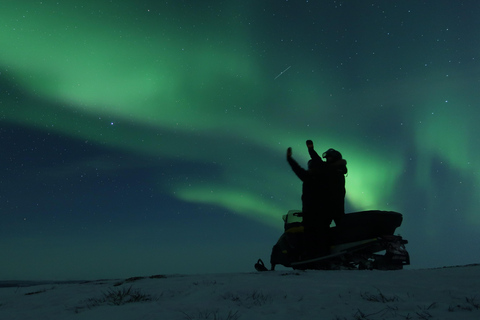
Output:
(286, 147), (307, 181)
(306, 140), (322, 161)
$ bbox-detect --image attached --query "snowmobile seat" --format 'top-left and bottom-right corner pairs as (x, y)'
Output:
(329, 210), (403, 245)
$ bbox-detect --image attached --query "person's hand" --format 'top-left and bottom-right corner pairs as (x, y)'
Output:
(287, 147), (292, 158)
(306, 140), (314, 148)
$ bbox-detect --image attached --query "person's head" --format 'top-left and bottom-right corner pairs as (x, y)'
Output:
(322, 148), (342, 163)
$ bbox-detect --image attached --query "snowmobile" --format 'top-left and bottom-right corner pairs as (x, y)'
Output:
(255, 210), (410, 271)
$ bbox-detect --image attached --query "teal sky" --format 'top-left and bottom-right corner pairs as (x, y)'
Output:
(1, 1), (479, 280)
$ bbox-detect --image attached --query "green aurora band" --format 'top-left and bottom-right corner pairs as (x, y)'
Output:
(1, 1), (479, 230)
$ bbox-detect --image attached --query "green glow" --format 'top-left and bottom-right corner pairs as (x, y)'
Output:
(415, 107), (472, 172)
(345, 151), (404, 212)
(176, 186), (285, 230)
(409, 70), (480, 225)
(1, 1), (478, 229)
(0, 1), (262, 132)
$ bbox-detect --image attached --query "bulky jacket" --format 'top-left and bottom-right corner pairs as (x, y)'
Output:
(287, 150), (347, 231)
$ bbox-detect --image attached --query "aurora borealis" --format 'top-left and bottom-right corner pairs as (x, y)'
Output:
(1, 1), (479, 280)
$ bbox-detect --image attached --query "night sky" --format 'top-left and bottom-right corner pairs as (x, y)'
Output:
(1, 1), (479, 280)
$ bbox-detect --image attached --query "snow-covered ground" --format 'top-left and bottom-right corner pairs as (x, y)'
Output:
(1, 265), (479, 320)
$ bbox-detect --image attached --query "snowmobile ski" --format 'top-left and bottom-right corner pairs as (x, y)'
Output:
(290, 250), (347, 267)
(290, 238), (380, 269)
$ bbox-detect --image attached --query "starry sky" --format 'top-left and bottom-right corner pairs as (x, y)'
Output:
(1, 1), (479, 280)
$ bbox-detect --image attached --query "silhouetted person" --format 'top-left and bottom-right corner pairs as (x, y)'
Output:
(286, 140), (347, 259)
(306, 140), (347, 226)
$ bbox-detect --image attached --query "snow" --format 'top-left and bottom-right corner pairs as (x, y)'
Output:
(1, 265), (479, 320)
